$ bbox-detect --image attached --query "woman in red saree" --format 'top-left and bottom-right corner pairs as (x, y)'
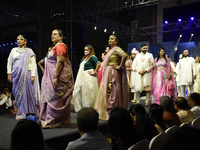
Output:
(39, 29), (74, 128)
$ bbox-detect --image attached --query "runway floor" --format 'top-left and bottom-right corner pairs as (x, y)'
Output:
(0, 99), (148, 150)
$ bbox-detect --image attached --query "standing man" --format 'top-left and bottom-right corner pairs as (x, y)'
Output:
(130, 48), (139, 102)
(132, 43), (154, 105)
(177, 49), (196, 97)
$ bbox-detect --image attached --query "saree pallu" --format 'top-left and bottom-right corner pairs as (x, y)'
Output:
(39, 57), (74, 128)
(94, 46), (128, 120)
(12, 49), (40, 119)
(72, 60), (99, 113)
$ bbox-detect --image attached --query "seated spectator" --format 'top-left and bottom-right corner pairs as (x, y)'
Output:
(66, 107), (112, 150)
(11, 119), (49, 150)
(160, 96), (181, 127)
(165, 126), (200, 150)
(107, 107), (143, 150)
(149, 103), (168, 133)
(175, 97), (195, 123)
(188, 93), (200, 118)
(0, 87), (12, 115)
(129, 104), (158, 141)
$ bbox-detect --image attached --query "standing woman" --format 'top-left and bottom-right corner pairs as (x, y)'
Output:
(39, 29), (74, 128)
(97, 52), (107, 87)
(94, 35), (128, 120)
(7, 35), (40, 120)
(72, 45), (100, 113)
(151, 48), (177, 104)
(194, 56), (200, 93)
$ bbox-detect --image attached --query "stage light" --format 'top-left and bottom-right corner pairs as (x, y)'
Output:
(165, 21), (168, 24)
(0, 45), (1, 47)
(178, 19), (181, 22)
(180, 34), (182, 37)
(112, 31), (115, 34)
(191, 34), (194, 36)
(11, 43), (13, 45)
(3, 44), (5, 46)
(104, 29), (107, 32)
(30, 41), (31, 43)
(191, 17), (194, 20)
(94, 26), (97, 30)
(15, 42), (17, 44)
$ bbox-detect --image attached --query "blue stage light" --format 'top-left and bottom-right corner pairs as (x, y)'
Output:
(178, 19), (181, 22)
(165, 21), (168, 24)
(191, 17), (194, 20)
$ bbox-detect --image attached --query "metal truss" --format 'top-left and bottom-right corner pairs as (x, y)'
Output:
(139, 19), (200, 35)
(80, 0), (173, 16)
(79, 15), (133, 35)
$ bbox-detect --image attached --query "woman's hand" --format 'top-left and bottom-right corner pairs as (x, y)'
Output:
(8, 74), (12, 82)
(53, 78), (59, 88)
(168, 74), (171, 80)
(30, 77), (35, 83)
(115, 65), (121, 70)
(88, 70), (96, 76)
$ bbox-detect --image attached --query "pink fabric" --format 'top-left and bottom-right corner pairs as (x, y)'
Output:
(131, 48), (139, 54)
(151, 58), (177, 104)
(97, 65), (103, 87)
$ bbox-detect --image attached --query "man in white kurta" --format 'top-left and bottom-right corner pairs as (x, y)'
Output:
(132, 44), (154, 105)
(177, 49), (196, 97)
(130, 48), (139, 102)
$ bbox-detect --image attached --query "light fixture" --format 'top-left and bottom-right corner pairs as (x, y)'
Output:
(112, 31), (115, 34)
(94, 26), (97, 30)
(178, 19), (181, 22)
(180, 34), (182, 37)
(104, 29), (107, 32)
(191, 17), (194, 21)
(164, 21), (168, 24)
(191, 34), (194, 36)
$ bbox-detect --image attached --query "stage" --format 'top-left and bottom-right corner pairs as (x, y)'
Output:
(0, 100), (148, 150)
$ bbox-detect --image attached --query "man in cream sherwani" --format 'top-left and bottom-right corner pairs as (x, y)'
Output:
(132, 43), (154, 105)
(177, 49), (196, 97)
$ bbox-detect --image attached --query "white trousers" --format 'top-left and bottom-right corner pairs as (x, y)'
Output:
(180, 85), (194, 98)
(136, 91), (150, 104)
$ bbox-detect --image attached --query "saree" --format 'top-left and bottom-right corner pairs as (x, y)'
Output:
(12, 48), (40, 119)
(39, 43), (74, 128)
(94, 46), (128, 120)
(71, 55), (99, 113)
(151, 58), (177, 104)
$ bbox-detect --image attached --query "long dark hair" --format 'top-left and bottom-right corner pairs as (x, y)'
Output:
(149, 104), (166, 131)
(107, 107), (142, 150)
(156, 47), (167, 63)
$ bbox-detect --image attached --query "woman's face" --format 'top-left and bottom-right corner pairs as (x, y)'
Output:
(108, 35), (117, 47)
(84, 47), (90, 56)
(51, 30), (62, 44)
(159, 49), (165, 57)
(132, 53), (136, 58)
(17, 36), (27, 48)
(195, 57), (199, 63)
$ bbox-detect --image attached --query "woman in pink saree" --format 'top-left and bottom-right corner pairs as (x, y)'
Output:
(39, 29), (74, 128)
(94, 35), (128, 120)
(151, 48), (177, 104)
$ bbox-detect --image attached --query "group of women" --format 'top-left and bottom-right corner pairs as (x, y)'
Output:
(7, 29), (129, 128)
